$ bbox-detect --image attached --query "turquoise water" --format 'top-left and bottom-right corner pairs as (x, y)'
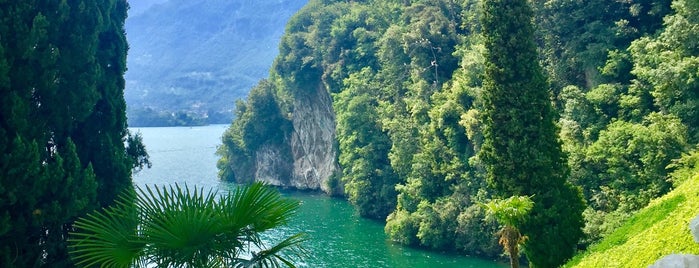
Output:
(131, 125), (506, 268)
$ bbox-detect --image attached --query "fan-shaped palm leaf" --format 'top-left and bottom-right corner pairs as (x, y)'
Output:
(69, 182), (306, 268)
(234, 233), (308, 268)
(483, 195), (534, 227)
(69, 190), (146, 268)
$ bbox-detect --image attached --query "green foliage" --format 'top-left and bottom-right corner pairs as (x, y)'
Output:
(556, 0), (696, 244)
(221, 0), (698, 263)
(454, 203), (501, 257)
(629, 0), (699, 142)
(668, 147), (699, 185)
(217, 79), (293, 183)
(385, 208), (420, 246)
(335, 68), (397, 219)
(576, 113), (687, 213)
(240, 80), (293, 151)
(69, 182), (306, 268)
(533, 0), (671, 90)
(483, 196), (534, 268)
(565, 168), (699, 267)
(375, 1), (498, 256)
(126, 131), (152, 173)
(479, 0), (585, 266)
(580, 209), (630, 247)
(483, 196), (533, 228)
(0, 1), (133, 266)
(383, 34), (498, 253)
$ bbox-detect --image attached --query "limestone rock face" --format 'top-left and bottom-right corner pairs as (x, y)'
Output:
(251, 83), (340, 194)
(288, 84), (339, 193)
(691, 214), (699, 244)
(254, 144), (292, 187)
(649, 254), (699, 268)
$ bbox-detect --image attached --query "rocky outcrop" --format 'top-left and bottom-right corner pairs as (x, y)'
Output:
(288, 83), (339, 193)
(648, 215), (699, 268)
(254, 144), (292, 186)
(649, 254), (699, 268)
(251, 82), (340, 194)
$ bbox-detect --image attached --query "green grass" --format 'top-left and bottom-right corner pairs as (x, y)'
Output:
(565, 172), (699, 267)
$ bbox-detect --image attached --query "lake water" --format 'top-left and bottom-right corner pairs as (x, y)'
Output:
(130, 125), (507, 268)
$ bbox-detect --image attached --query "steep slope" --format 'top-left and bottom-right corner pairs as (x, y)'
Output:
(565, 171), (699, 267)
(124, 0), (306, 126)
(218, 0), (695, 262)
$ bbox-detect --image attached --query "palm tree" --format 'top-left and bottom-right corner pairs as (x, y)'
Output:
(69, 182), (306, 268)
(483, 195), (534, 268)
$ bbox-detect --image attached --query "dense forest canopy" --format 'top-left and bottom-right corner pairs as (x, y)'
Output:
(0, 1), (144, 266)
(219, 0), (698, 264)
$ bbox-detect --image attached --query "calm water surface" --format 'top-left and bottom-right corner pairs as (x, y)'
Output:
(131, 125), (506, 268)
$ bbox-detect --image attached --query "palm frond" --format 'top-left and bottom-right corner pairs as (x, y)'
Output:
(220, 182), (300, 232)
(482, 195), (534, 227)
(70, 182), (306, 267)
(250, 232), (308, 268)
(69, 190), (146, 268)
(139, 184), (225, 267)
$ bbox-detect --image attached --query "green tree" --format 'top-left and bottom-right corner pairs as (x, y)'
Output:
(577, 113), (687, 213)
(483, 196), (534, 268)
(335, 68), (397, 219)
(385, 34), (502, 257)
(126, 131), (152, 173)
(0, 1), (134, 266)
(533, 0), (671, 90)
(629, 0), (699, 142)
(217, 79), (293, 184)
(69, 182), (306, 268)
(479, 0), (585, 266)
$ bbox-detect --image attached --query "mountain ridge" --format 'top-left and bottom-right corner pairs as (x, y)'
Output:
(124, 0), (307, 126)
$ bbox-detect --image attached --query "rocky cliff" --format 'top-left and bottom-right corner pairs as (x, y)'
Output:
(288, 83), (339, 193)
(234, 81), (340, 194)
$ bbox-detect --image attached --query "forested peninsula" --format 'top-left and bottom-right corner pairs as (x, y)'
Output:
(218, 0), (699, 266)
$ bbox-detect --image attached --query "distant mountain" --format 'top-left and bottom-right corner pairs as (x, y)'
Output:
(124, 0), (306, 126)
(127, 0), (169, 16)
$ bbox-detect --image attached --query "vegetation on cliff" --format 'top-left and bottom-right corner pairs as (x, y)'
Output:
(220, 0), (698, 263)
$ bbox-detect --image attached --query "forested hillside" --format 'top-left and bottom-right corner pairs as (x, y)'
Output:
(124, 0), (306, 126)
(219, 0), (698, 265)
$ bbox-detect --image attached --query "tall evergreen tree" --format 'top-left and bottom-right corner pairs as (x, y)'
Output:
(479, 0), (585, 267)
(0, 1), (133, 266)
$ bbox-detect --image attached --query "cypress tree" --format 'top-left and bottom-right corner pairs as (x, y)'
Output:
(479, 0), (585, 267)
(0, 1), (132, 266)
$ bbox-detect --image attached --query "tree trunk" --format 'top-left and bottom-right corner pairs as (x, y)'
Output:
(500, 226), (521, 268)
